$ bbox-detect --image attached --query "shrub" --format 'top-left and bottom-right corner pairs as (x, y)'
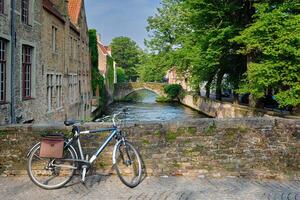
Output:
(163, 84), (183, 99)
(117, 67), (126, 83)
(156, 95), (172, 102)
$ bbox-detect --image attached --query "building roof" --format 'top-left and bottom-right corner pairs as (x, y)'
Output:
(68, 0), (82, 24)
(98, 43), (108, 55)
(43, 0), (65, 23)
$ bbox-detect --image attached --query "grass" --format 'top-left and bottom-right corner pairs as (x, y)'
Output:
(203, 123), (216, 135)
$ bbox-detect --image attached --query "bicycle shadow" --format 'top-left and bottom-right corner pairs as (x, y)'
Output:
(63, 147), (148, 193)
(64, 170), (112, 194)
(139, 151), (148, 184)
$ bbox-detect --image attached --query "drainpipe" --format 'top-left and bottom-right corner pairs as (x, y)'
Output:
(10, 0), (16, 124)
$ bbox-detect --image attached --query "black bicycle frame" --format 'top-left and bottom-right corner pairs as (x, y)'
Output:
(69, 126), (119, 164)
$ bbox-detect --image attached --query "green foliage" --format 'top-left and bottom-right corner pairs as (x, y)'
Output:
(92, 69), (106, 108)
(164, 84), (183, 99)
(106, 56), (115, 93)
(203, 123), (216, 135)
(144, 0), (299, 108)
(88, 29), (98, 68)
(142, 0), (186, 82)
(116, 67), (126, 83)
(145, 0), (250, 98)
(111, 37), (141, 81)
(88, 29), (99, 92)
(138, 53), (168, 82)
(232, 2), (300, 107)
(89, 29), (106, 110)
(166, 131), (178, 142)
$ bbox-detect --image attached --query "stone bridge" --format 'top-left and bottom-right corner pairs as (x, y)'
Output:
(113, 82), (166, 100)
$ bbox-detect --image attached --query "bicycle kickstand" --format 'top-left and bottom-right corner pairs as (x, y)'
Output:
(81, 155), (89, 182)
(81, 165), (87, 182)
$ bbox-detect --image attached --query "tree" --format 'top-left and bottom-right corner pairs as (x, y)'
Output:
(111, 37), (141, 81)
(138, 51), (174, 82)
(142, 0), (186, 82)
(232, 1), (300, 107)
(145, 0), (253, 101)
(179, 0), (255, 100)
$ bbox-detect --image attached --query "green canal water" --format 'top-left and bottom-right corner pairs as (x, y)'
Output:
(104, 89), (207, 122)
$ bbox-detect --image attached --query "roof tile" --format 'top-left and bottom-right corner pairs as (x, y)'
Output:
(68, 0), (82, 24)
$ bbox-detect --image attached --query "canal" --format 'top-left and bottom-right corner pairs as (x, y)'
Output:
(103, 89), (207, 122)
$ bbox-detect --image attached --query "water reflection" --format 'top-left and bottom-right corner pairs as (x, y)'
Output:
(104, 89), (207, 122)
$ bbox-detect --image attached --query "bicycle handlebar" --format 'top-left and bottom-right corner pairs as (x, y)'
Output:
(112, 112), (123, 126)
(96, 109), (128, 126)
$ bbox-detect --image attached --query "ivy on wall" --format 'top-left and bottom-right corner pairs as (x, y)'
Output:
(106, 56), (115, 94)
(89, 29), (107, 110)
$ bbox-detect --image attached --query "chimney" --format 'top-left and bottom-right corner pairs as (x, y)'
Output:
(96, 33), (101, 43)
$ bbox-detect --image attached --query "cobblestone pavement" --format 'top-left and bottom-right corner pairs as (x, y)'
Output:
(0, 175), (300, 200)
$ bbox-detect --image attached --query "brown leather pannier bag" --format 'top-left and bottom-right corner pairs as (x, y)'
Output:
(40, 137), (64, 158)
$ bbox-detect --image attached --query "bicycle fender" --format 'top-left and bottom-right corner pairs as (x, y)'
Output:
(68, 144), (79, 160)
(26, 142), (41, 157)
(112, 140), (123, 165)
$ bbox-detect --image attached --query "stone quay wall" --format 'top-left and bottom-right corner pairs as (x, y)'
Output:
(0, 118), (299, 180)
(181, 94), (286, 118)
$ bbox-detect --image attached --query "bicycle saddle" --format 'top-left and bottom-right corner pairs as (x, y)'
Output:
(64, 120), (76, 126)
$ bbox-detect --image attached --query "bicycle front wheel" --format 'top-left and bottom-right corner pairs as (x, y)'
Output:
(114, 141), (142, 188)
(27, 143), (77, 189)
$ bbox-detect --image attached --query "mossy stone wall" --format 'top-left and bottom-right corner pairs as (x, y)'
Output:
(0, 118), (299, 180)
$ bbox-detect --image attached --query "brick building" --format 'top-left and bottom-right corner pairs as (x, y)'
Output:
(96, 33), (116, 99)
(165, 67), (191, 91)
(0, 0), (91, 125)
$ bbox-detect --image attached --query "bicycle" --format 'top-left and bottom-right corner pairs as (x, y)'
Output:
(26, 109), (142, 190)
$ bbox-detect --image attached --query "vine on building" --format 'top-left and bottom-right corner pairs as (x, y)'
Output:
(89, 29), (106, 110)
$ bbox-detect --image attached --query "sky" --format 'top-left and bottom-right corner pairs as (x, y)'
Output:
(85, 0), (161, 49)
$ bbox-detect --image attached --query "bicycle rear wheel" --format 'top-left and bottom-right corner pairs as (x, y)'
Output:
(27, 143), (76, 189)
(114, 141), (142, 188)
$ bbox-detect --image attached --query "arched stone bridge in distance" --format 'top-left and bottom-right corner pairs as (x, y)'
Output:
(113, 82), (167, 101)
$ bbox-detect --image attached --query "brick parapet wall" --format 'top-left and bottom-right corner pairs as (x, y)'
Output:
(0, 118), (299, 180)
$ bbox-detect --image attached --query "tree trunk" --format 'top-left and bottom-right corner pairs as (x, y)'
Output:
(205, 77), (213, 98)
(292, 105), (300, 115)
(247, 54), (258, 108)
(233, 91), (239, 104)
(215, 70), (224, 101)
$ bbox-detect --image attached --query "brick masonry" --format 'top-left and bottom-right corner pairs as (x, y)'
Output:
(0, 0), (92, 125)
(0, 117), (299, 180)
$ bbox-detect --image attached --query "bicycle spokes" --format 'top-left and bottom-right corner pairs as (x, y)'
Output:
(114, 142), (142, 188)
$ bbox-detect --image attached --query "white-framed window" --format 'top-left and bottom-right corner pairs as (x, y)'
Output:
(21, 0), (29, 24)
(73, 39), (77, 59)
(69, 75), (77, 104)
(0, 38), (7, 103)
(69, 36), (73, 58)
(56, 74), (62, 108)
(47, 74), (54, 111)
(52, 26), (57, 52)
(22, 45), (33, 99)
